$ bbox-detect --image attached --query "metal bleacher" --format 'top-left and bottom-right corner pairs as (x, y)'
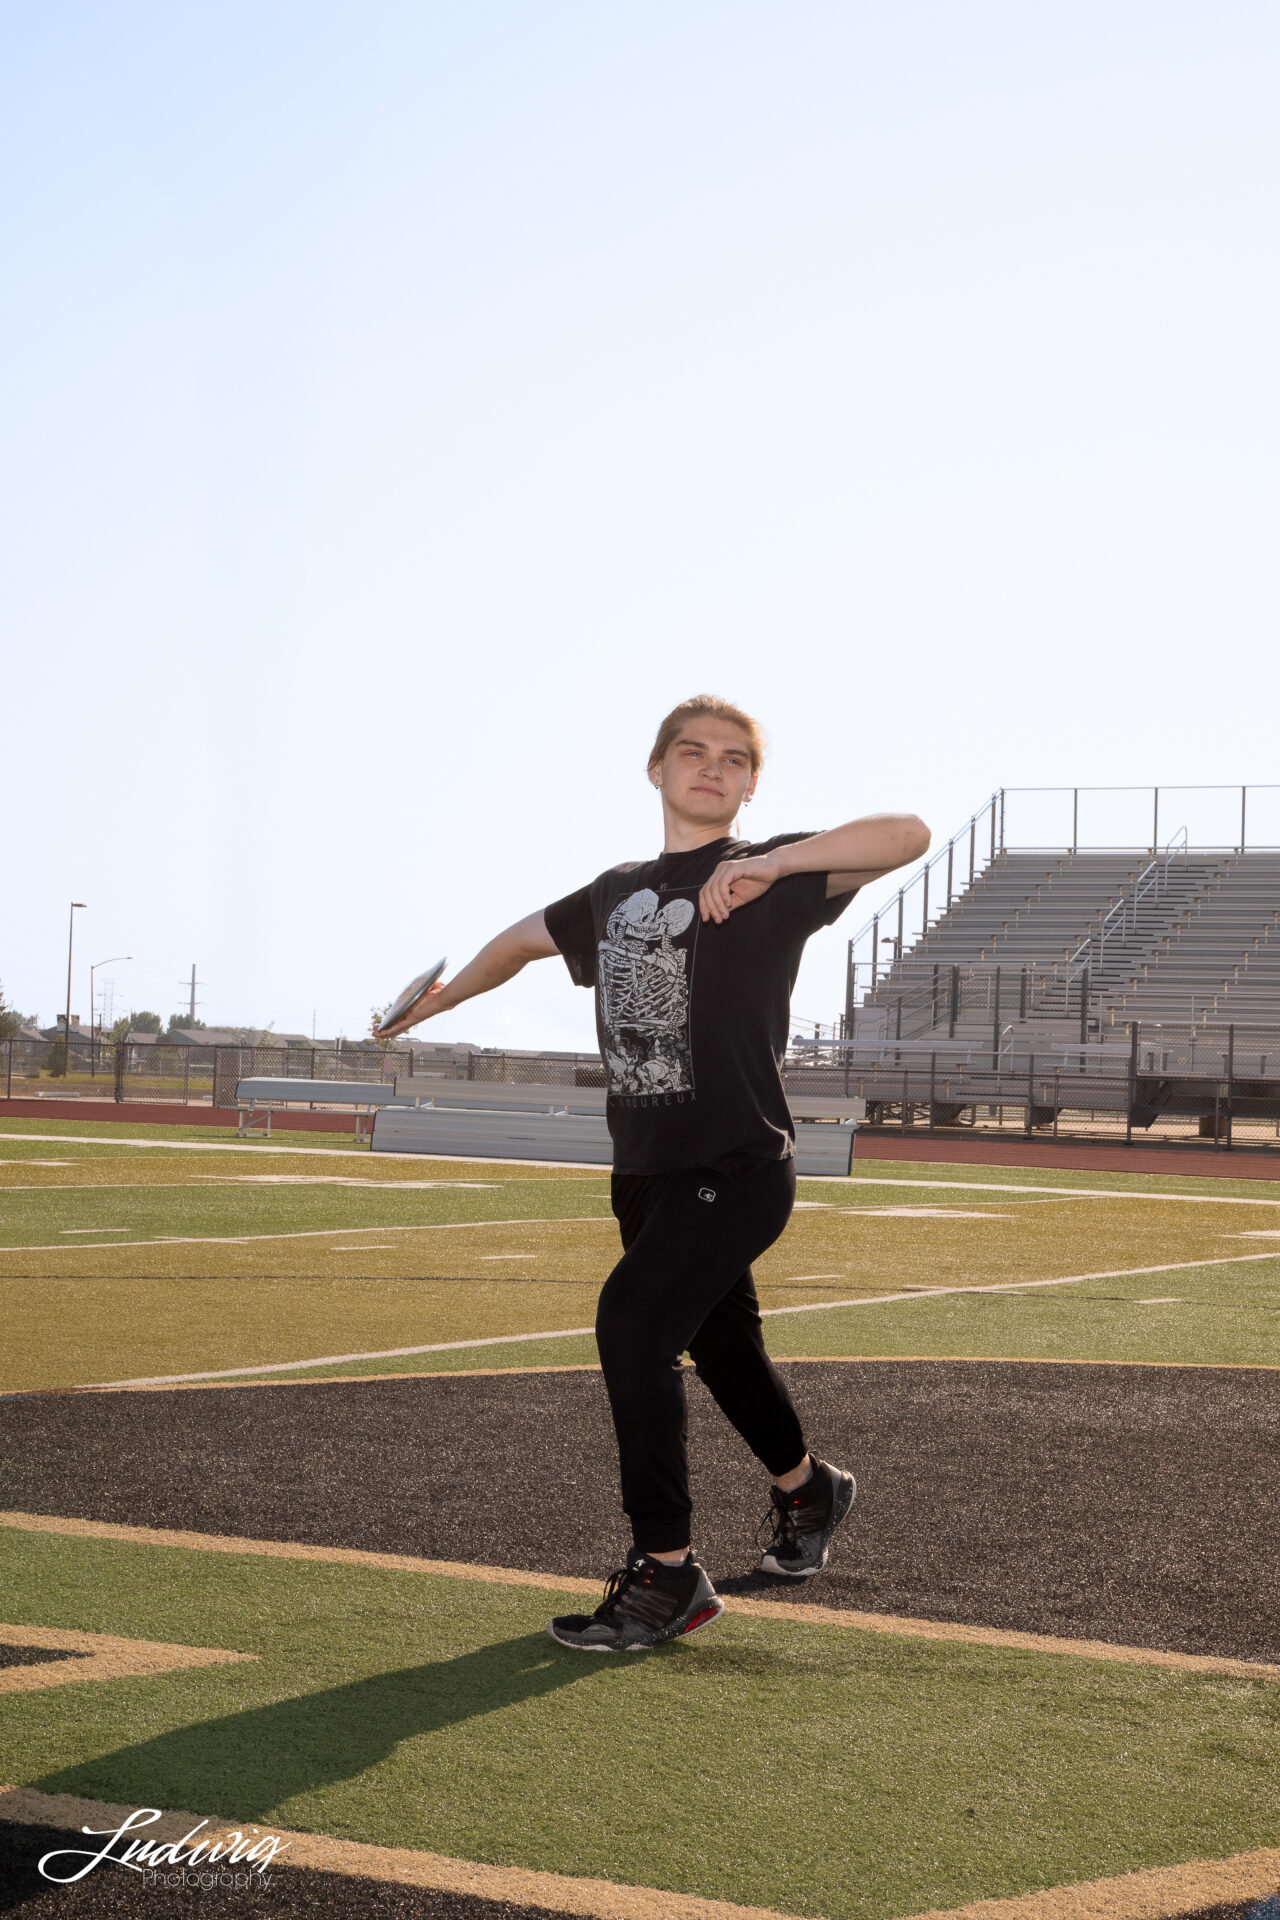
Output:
(1099, 852), (1280, 1029)
(828, 785), (1280, 1142)
(854, 832), (1279, 1045)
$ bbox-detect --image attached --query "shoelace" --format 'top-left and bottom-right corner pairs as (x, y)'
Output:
(756, 1498), (801, 1557)
(757, 1480), (826, 1556)
(593, 1562), (641, 1622)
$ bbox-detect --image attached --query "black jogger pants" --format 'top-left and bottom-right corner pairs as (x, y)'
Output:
(596, 1156), (805, 1553)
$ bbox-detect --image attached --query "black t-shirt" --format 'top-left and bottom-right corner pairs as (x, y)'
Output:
(543, 833), (857, 1175)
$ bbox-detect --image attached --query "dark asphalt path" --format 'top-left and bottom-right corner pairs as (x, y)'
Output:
(3, 1360), (1277, 1663)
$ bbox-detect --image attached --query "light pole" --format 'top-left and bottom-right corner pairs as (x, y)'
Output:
(63, 903), (86, 1078)
(89, 955), (131, 1075)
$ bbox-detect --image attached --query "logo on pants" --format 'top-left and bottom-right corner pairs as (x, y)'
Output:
(698, 1187), (716, 1203)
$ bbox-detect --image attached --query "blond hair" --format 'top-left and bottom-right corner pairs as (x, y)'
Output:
(647, 695), (767, 775)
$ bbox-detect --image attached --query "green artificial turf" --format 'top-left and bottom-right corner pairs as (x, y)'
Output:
(8, 1137), (1280, 1390)
(763, 1258), (1280, 1368)
(0, 1181), (612, 1250)
(4, 1529), (1279, 1920)
(227, 1330), (607, 1382)
(222, 1255), (1280, 1385)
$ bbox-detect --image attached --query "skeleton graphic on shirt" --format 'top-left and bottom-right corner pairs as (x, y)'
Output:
(598, 889), (696, 1096)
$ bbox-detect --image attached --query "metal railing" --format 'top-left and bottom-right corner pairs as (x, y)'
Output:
(784, 1019), (1280, 1152)
(1066, 827), (1189, 975)
(997, 784), (1280, 854)
(843, 791), (1001, 1025)
(847, 959), (1099, 1047)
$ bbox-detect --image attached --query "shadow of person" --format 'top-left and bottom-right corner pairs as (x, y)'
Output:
(34, 1631), (607, 1823)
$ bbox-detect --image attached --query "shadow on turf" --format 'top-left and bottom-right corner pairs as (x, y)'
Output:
(31, 1632), (614, 1824)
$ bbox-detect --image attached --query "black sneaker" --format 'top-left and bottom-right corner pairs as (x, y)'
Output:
(548, 1553), (724, 1652)
(757, 1456), (856, 1579)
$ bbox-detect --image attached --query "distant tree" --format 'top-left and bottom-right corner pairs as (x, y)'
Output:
(0, 982), (25, 1043)
(227, 1023), (274, 1046)
(130, 1011), (163, 1034)
(109, 1016), (132, 1045)
(167, 1012), (206, 1032)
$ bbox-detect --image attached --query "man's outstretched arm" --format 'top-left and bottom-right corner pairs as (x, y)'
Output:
(699, 814), (931, 923)
(798, 814), (931, 895)
(377, 911), (559, 1037)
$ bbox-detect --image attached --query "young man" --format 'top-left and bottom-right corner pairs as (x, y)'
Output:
(380, 696), (929, 1652)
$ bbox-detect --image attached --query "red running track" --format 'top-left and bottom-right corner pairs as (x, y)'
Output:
(2, 1097), (1278, 1179)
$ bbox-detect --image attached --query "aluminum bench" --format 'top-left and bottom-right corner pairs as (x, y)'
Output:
(235, 1077), (409, 1140)
(373, 1100), (856, 1176)
(393, 1075), (608, 1115)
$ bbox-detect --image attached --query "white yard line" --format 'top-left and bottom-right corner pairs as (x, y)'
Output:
(758, 1248), (1280, 1317)
(834, 1176), (1280, 1208)
(848, 1207), (1014, 1219)
(0, 1176), (499, 1190)
(0, 1216), (613, 1254)
(0, 1133), (603, 1170)
(85, 1322), (603, 1388)
(73, 1248), (1280, 1391)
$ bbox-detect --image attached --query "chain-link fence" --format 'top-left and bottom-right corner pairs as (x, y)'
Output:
(1, 1038), (608, 1107)
(789, 1020), (1280, 1152)
(6, 1027), (1279, 1154)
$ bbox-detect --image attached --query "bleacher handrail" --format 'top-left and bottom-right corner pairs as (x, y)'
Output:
(1066, 826), (1190, 974)
(843, 791), (1001, 1025)
(996, 784), (1279, 852)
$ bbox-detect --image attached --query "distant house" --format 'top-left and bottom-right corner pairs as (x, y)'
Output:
(163, 1028), (313, 1050)
(38, 1018), (95, 1060)
(40, 1016), (88, 1042)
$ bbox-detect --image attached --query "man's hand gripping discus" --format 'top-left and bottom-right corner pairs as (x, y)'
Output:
(374, 958), (448, 1038)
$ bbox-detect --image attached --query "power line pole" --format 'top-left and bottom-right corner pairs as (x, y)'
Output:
(64, 902), (86, 1070)
(179, 964), (202, 1023)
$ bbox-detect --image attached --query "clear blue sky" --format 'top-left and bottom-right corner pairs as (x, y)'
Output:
(4, 2), (1277, 1046)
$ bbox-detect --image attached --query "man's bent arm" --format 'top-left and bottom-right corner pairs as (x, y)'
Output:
(775, 814), (931, 895)
(378, 911), (559, 1036)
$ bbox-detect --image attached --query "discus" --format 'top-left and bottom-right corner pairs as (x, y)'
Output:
(376, 958), (447, 1034)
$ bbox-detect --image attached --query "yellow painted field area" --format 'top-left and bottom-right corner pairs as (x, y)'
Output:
(3, 1133), (1280, 1389)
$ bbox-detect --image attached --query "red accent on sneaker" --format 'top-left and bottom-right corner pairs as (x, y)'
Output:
(681, 1606), (720, 1634)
